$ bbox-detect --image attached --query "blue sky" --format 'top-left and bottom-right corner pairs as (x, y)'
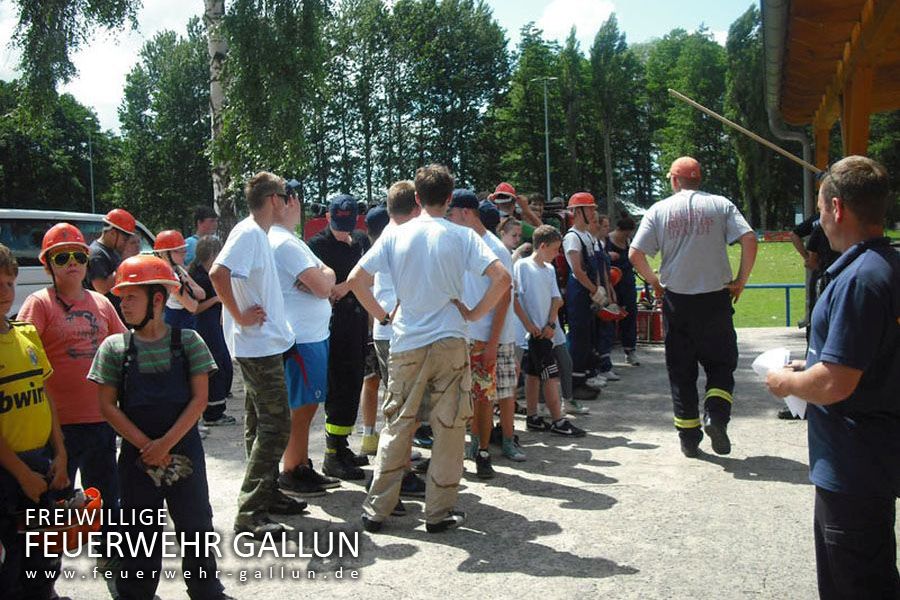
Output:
(0, 0), (753, 131)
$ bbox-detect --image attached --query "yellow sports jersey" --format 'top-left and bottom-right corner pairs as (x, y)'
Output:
(0, 321), (53, 452)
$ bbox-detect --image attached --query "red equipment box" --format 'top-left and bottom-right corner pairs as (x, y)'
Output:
(636, 309), (665, 343)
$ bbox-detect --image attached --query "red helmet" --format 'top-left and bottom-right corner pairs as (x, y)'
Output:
(609, 266), (623, 287)
(18, 487), (102, 554)
(489, 182), (517, 203)
(39, 223), (89, 265)
(103, 209), (136, 235)
(597, 304), (628, 322)
(112, 255), (179, 296)
(567, 192), (596, 209)
(153, 230), (187, 252)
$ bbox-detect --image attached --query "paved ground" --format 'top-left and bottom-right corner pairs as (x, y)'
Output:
(57, 327), (898, 599)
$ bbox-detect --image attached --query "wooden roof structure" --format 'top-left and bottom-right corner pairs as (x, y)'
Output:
(770, 0), (900, 166)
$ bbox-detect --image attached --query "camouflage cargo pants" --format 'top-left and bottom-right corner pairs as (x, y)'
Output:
(235, 354), (291, 526)
(363, 337), (472, 524)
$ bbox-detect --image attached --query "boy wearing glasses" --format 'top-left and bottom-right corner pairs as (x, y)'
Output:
(18, 223), (127, 510)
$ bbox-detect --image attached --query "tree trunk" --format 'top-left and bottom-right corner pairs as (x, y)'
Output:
(602, 119), (616, 220)
(204, 0), (233, 231)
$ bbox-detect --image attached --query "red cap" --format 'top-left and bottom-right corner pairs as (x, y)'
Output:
(103, 209), (137, 235)
(112, 255), (179, 296)
(567, 192), (596, 209)
(39, 223), (89, 265)
(153, 230), (187, 252)
(489, 182), (517, 203)
(667, 156), (702, 180)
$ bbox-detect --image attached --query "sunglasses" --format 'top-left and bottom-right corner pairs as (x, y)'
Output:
(51, 251), (88, 267)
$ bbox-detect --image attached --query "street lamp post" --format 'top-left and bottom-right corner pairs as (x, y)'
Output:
(85, 117), (95, 213)
(530, 76), (558, 203)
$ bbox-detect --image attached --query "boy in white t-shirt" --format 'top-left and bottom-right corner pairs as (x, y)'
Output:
(210, 172), (304, 538)
(269, 184), (341, 498)
(514, 225), (586, 438)
(348, 164), (510, 534)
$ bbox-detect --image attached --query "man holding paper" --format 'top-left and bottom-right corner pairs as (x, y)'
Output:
(766, 155), (899, 599)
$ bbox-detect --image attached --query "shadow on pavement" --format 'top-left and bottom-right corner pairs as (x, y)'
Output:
(698, 453), (810, 485)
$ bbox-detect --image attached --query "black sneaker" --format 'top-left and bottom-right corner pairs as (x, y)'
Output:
(268, 492), (309, 515)
(323, 452), (365, 480)
(392, 500), (407, 517)
(278, 465), (327, 497)
(514, 402), (527, 415)
(526, 415), (549, 431)
(548, 418), (586, 437)
(703, 415), (731, 455)
(307, 459), (341, 489)
(426, 510), (466, 533)
(400, 471), (426, 497)
(489, 423), (503, 446)
(361, 514), (382, 533)
(413, 424), (434, 449)
(413, 458), (430, 475)
(475, 450), (495, 479)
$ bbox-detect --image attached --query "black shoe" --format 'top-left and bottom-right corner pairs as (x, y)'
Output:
(680, 437), (701, 458)
(307, 459), (341, 488)
(234, 513), (291, 538)
(400, 471), (426, 497)
(338, 447), (369, 467)
(413, 458), (430, 475)
(392, 500), (407, 517)
(413, 424), (434, 449)
(361, 514), (383, 533)
(268, 492), (309, 515)
(573, 386), (599, 401)
(475, 450), (495, 479)
(777, 408), (801, 420)
(323, 452), (366, 480)
(514, 402), (528, 415)
(426, 510), (466, 533)
(703, 415), (731, 455)
(526, 415), (549, 431)
(278, 465), (327, 497)
(548, 418), (586, 437)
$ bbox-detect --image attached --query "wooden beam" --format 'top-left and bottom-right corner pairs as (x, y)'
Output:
(842, 66), (875, 155)
(812, 0), (900, 131)
(815, 127), (830, 171)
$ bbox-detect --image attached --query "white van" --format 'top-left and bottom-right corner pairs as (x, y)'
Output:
(0, 209), (156, 317)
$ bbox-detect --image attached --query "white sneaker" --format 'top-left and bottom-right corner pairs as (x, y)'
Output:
(626, 351), (641, 366)
(585, 375), (607, 389)
(198, 423), (209, 439)
(564, 399), (591, 415)
(601, 369), (621, 381)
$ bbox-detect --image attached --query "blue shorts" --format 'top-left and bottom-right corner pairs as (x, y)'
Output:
(283, 340), (329, 409)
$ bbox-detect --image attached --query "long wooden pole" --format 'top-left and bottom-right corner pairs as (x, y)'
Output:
(667, 88), (822, 175)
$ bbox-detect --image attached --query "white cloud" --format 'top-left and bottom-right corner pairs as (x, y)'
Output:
(711, 29), (728, 46)
(537, 0), (615, 50)
(0, 1), (200, 132)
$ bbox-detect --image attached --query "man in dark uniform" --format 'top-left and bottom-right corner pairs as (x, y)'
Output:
(85, 208), (137, 314)
(309, 195), (371, 480)
(767, 155), (899, 599)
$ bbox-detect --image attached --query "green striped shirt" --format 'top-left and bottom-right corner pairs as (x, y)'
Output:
(88, 328), (217, 389)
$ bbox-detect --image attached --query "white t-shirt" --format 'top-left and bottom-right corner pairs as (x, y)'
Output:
(463, 231), (516, 344)
(358, 214), (498, 354)
(514, 255), (566, 347)
(563, 228), (596, 272)
(268, 225), (332, 344)
(214, 217), (294, 358)
(631, 189), (753, 294)
(372, 223), (397, 342)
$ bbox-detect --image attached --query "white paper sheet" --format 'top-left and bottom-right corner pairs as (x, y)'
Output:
(752, 347), (807, 419)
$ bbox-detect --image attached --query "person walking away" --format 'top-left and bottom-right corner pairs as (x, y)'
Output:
(630, 156), (757, 458)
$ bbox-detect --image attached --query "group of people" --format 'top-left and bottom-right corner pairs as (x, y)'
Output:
(0, 153), (897, 600)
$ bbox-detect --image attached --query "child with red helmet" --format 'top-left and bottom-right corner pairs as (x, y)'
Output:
(153, 230), (207, 330)
(88, 255), (232, 600)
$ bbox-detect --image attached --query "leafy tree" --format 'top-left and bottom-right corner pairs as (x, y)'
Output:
(725, 5), (801, 229)
(116, 20), (212, 233)
(0, 80), (117, 211)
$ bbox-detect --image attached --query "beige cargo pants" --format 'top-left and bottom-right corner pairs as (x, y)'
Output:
(363, 336), (472, 524)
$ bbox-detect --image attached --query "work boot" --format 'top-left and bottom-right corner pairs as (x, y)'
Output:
(323, 451), (365, 480)
(703, 414), (731, 455)
(679, 430), (703, 459)
(475, 450), (495, 479)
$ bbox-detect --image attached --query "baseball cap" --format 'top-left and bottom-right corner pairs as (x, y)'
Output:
(328, 194), (359, 232)
(449, 189), (479, 210)
(478, 200), (500, 231)
(667, 156), (702, 180)
(365, 204), (390, 238)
